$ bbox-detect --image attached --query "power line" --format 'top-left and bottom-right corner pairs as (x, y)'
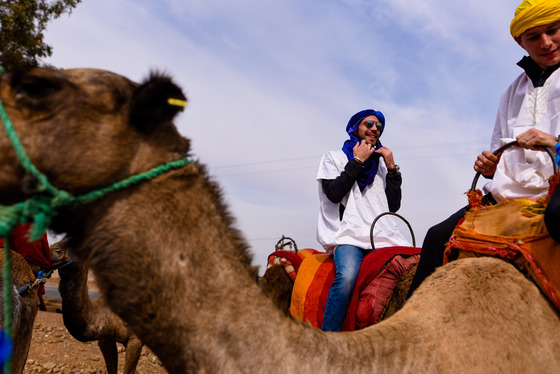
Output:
(211, 155), (319, 169)
(213, 149), (486, 177)
(210, 140), (487, 171)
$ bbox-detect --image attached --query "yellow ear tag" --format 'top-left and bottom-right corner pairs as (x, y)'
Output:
(167, 98), (187, 109)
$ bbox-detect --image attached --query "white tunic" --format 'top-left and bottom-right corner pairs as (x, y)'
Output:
(316, 150), (411, 254)
(485, 68), (560, 201)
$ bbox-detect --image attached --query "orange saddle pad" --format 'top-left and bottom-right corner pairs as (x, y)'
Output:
(289, 246), (420, 331)
(444, 196), (560, 310)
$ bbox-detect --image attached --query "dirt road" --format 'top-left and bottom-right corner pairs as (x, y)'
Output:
(21, 273), (168, 373)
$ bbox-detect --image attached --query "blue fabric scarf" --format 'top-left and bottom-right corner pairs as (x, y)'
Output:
(342, 109), (385, 191)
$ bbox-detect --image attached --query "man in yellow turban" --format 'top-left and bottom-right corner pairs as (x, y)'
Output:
(408, 0), (560, 297)
(510, 0), (560, 39)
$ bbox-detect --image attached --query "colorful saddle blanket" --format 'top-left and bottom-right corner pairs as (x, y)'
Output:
(287, 246), (420, 331)
(266, 248), (320, 282)
(444, 194), (560, 310)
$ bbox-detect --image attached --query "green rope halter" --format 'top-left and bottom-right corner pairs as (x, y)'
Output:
(0, 66), (193, 372)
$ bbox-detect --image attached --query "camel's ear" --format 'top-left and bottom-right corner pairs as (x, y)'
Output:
(130, 72), (187, 131)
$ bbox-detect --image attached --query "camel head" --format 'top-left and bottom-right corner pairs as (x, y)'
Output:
(49, 239), (72, 269)
(49, 238), (87, 279)
(0, 67), (190, 205)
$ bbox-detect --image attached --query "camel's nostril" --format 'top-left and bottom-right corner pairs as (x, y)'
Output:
(21, 172), (39, 194)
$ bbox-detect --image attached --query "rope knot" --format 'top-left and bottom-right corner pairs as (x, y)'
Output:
(21, 196), (60, 241)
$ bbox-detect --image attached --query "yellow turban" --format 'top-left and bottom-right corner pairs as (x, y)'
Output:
(510, 0), (560, 38)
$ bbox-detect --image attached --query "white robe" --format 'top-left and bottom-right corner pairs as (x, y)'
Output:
(316, 150), (411, 255)
(485, 68), (560, 201)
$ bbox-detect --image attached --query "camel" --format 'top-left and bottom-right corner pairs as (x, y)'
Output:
(0, 251), (39, 374)
(0, 67), (559, 373)
(49, 240), (143, 374)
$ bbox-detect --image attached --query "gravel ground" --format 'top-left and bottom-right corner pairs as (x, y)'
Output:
(20, 273), (168, 374)
(23, 309), (167, 374)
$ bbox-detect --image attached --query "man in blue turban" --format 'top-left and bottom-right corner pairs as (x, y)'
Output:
(316, 109), (410, 332)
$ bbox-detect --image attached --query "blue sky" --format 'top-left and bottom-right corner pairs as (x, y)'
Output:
(44, 0), (527, 273)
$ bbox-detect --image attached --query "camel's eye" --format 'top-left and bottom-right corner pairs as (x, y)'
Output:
(16, 75), (61, 101)
(14, 74), (67, 113)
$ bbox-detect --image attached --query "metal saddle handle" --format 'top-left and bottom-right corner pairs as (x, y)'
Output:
(471, 140), (558, 192)
(370, 212), (416, 251)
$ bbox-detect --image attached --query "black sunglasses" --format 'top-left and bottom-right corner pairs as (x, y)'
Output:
(364, 120), (383, 131)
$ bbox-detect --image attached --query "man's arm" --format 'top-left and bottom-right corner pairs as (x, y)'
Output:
(321, 159), (363, 203)
(375, 146), (401, 212)
(385, 172), (402, 212)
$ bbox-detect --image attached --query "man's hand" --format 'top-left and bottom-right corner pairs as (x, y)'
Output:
(374, 146), (395, 169)
(353, 140), (376, 162)
(516, 129), (558, 149)
(474, 150), (499, 176)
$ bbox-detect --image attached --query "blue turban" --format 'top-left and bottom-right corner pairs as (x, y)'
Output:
(342, 109), (385, 191)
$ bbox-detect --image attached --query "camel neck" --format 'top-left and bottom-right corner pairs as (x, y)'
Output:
(61, 172), (394, 373)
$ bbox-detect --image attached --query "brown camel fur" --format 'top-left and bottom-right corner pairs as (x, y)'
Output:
(0, 67), (559, 373)
(0, 251), (39, 374)
(50, 240), (143, 374)
(260, 261), (417, 320)
(260, 264), (295, 315)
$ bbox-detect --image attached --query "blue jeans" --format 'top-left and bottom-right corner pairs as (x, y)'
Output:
(321, 245), (369, 332)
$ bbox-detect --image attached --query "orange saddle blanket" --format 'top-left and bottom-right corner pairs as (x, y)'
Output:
(444, 197), (560, 310)
(288, 246), (420, 331)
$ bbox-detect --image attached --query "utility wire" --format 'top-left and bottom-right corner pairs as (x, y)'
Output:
(210, 140), (487, 172)
(212, 147), (487, 177)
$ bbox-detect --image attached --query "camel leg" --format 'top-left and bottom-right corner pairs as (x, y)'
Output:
(97, 337), (118, 374)
(122, 335), (143, 374)
(10, 286), (39, 374)
(12, 325), (34, 374)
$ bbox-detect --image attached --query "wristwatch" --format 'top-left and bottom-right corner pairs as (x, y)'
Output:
(387, 165), (400, 174)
